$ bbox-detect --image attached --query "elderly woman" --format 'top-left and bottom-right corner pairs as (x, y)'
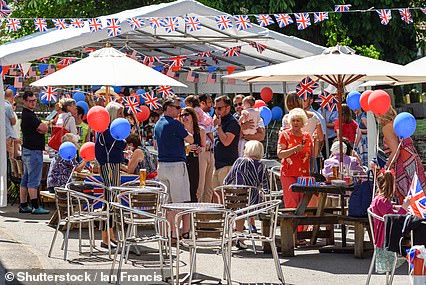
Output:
(56, 98), (78, 136)
(124, 133), (157, 179)
(378, 106), (426, 204)
(322, 141), (365, 178)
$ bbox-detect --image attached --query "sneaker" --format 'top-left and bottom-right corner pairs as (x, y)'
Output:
(236, 240), (248, 250)
(101, 242), (117, 249)
(31, 207), (50, 215)
(250, 225), (258, 233)
(19, 206), (33, 213)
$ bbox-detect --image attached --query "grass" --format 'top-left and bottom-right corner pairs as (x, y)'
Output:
(415, 119), (426, 135)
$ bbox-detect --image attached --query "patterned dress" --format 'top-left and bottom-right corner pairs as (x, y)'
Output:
(355, 111), (368, 166)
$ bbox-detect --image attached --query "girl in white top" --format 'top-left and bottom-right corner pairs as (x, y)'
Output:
(56, 98), (79, 137)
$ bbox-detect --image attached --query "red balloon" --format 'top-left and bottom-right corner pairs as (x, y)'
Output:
(360, 90), (373, 112)
(135, 105), (151, 122)
(87, 106), (110, 132)
(260, 87), (273, 103)
(368, 89), (391, 116)
(253, 100), (266, 108)
(80, 142), (96, 161)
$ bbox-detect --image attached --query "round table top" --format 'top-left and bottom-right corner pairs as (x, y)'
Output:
(162, 202), (223, 211)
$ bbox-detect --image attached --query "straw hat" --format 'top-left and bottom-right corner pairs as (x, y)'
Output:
(94, 86), (118, 97)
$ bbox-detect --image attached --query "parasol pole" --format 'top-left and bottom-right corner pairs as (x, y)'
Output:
(337, 77), (345, 175)
(105, 86), (110, 103)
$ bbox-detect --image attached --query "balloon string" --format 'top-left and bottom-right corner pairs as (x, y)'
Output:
(386, 140), (402, 171)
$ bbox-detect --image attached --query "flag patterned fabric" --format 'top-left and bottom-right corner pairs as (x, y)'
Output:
(7, 18), (21, 32)
(38, 56), (50, 63)
(314, 12), (329, 23)
(250, 41), (267, 54)
(186, 71), (199, 83)
(296, 76), (319, 100)
(142, 91), (162, 110)
(125, 50), (139, 60)
(58, 57), (76, 66)
(84, 47), (97, 55)
(34, 18), (48, 32)
(142, 56), (160, 67)
(295, 13), (311, 30)
(197, 51), (211, 58)
(255, 14), (274, 27)
(184, 16), (201, 32)
(274, 13), (293, 28)
(127, 18), (144, 30)
(148, 17), (161, 29)
(157, 85), (174, 97)
(40, 86), (58, 102)
(206, 72), (217, 84)
(409, 173), (426, 218)
(234, 15), (252, 31)
(70, 18), (85, 29)
(0, 2), (11, 18)
(162, 17), (179, 33)
(223, 46), (241, 57)
(190, 59), (207, 67)
(14, 76), (23, 89)
(123, 96), (142, 114)
(398, 8), (413, 24)
(88, 18), (103, 32)
(377, 9), (392, 25)
(169, 55), (186, 71)
(334, 5), (351, 12)
(52, 19), (68, 30)
(215, 15), (233, 30)
(315, 91), (337, 111)
(106, 18), (121, 36)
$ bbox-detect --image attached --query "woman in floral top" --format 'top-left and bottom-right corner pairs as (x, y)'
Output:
(277, 108), (313, 209)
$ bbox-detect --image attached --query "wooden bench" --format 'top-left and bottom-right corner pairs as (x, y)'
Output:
(338, 215), (373, 258)
(40, 190), (55, 204)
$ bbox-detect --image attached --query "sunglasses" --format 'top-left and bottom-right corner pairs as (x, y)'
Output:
(234, 102), (243, 107)
(170, 105), (181, 110)
(179, 113), (190, 118)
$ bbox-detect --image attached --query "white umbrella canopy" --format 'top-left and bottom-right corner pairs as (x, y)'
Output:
(31, 47), (187, 87)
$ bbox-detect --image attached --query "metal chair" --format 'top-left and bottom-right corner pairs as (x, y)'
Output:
(7, 158), (21, 205)
(109, 202), (173, 285)
(230, 200), (285, 284)
(175, 208), (235, 285)
(366, 207), (398, 285)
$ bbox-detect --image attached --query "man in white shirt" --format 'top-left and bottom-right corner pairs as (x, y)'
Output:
(5, 89), (20, 158)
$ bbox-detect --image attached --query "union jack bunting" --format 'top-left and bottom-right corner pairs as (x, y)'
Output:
(38, 56), (50, 63)
(169, 55), (187, 71)
(157, 85), (174, 97)
(123, 96), (142, 114)
(377, 9), (392, 25)
(233, 15), (252, 31)
(184, 16), (201, 32)
(398, 8), (413, 24)
(296, 76), (319, 100)
(125, 50), (139, 60)
(34, 18), (48, 32)
(223, 46), (241, 57)
(334, 5), (351, 12)
(142, 55), (160, 67)
(409, 173), (426, 218)
(315, 91), (337, 111)
(274, 13), (293, 28)
(0, 3), (11, 18)
(88, 18), (102, 32)
(148, 17), (161, 29)
(197, 51), (211, 57)
(126, 18), (144, 30)
(211, 55), (220, 65)
(106, 18), (121, 37)
(421, 8), (426, 14)
(255, 14), (274, 27)
(52, 19), (68, 30)
(69, 18), (85, 29)
(40, 86), (58, 103)
(6, 18), (21, 32)
(58, 57), (77, 66)
(295, 13), (311, 30)
(250, 41), (267, 54)
(142, 91), (162, 110)
(84, 47), (97, 55)
(190, 59), (207, 67)
(215, 15), (232, 30)
(314, 12), (329, 23)
(161, 17), (179, 33)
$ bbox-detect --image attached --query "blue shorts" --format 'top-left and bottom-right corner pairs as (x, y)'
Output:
(21, 148), (43, 189)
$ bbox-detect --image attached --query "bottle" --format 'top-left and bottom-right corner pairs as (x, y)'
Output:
(139, 169), (147, 186)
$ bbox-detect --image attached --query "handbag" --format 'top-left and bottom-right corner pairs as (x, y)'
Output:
(48, 116), (70, 150)
(348, 170), (374, 217)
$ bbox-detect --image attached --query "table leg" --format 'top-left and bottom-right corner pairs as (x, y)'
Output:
(310, 193), (327, 245)
(341, 194), (347, 247)
(280, 219), (294, 257)
(261, 218), (272, 253)
(293, 192), (313, 232)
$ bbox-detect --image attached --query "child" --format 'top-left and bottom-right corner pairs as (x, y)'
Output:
(239, 96), (260, 135)
(370, 170), (410, 274)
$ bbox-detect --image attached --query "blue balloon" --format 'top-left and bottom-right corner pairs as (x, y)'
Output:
(76, 101), (89, 115)
(59, 142), (77, 161)
(39, 93), (49, 105)
(393, 112), (416, 139)
(110, 118), (131, 140)
(180, 97), (186, 108)
(113, 86), (122, 94)
(209, 108), (215, 117)
(346, 91), (361, 110)
(7, 86), (17, 95)
(259, 106), (272, 126)
(271, 106), (283, 120)
(73, 91), (86, 102)
(136, 89), (146, 95)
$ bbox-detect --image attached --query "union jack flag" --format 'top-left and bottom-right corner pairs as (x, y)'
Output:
(88, 18), (102, 32)
(184, 16), (201, 32)
(190, 59), (207, 67)
(255, 14), (274, 27)
(398, 8), (413, 24)
(58, 57), (77, 66)
(234, 15), (252, 31)
(52, 19), (68, 30)
(69, 18), (85, 29)
(148, 17), (161, 29)
(169, 55), (187, 71)
(377, 9), (392, 25)
(197, 51), (211, 57)
(142, 91), (162, 110)
(142, 55), (160, 67)
(125, 50), (139, 60)
(0, 2), (11, 18)
(314, 12), (329, 23)
(34, 18), (48, 32)
(127, 17), (144, 30)
(6, 18), (21, 32)
(106, 18), (121, 37)
(296, 76), (319, 100)
(215, 15), (232, 30)
(40, 86), (58, 102)
(334, 5), (351, 12)
(123, 96), (142, 114)
(409, 173), (426, 218)
(223, 46), (241, 57)
(295, 13), (311, 30)
(84, 47), (97, 55)
(250, 41), (267, 54)
(38, 56), (50, 63)
(157, 85), (174, 97)
(315, 91), (337, 111)
(162, 17), (179, 33)
(274, 14), (293, 28)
